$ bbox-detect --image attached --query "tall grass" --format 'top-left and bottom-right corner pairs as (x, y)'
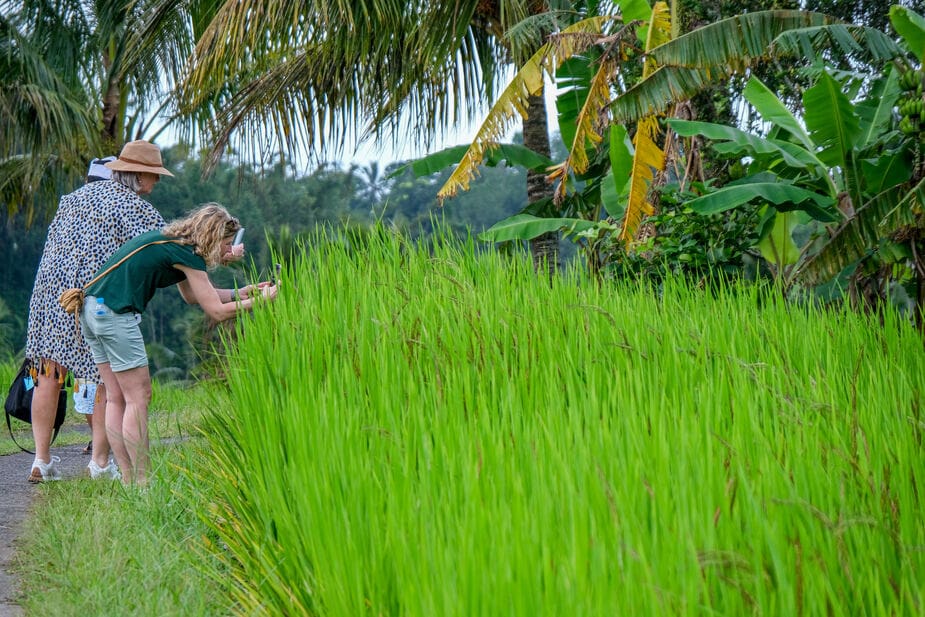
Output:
(14, 381), (231, 616)
(196, 228), (925, 615)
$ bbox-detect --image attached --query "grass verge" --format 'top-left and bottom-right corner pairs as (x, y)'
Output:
(11, 379), (230, 616)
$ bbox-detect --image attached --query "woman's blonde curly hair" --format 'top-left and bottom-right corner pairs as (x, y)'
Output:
(162, 202), (240, 268)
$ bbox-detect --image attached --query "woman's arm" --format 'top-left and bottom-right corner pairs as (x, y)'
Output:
(214, 284), (261, 303)
(175, 266), (277, 322)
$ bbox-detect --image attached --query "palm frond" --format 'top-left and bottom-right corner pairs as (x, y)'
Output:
(182, 1), (311, 104)
(183, 1), (495, 162)
(619, 115), (663, 242)
(201, 49), (332, 173)
(0, 153), (62, 225)
(437, 15), (614, 202)
(618, 2), (672, 244)
(548, 20), (639, 203)
(436, 62), (544, 201)
(642, 1), (672, 76)
(544, 16), (618, 60)
(549, 55), (615, 204)
(0, 10), (96, 220)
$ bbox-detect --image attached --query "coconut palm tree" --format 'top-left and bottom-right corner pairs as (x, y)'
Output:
(0, 7), (96, 223)
(0, 0), (198, 222)
(181, 1), (627, 274)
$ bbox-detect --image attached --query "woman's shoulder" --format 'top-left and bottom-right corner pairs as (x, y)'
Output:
(135, 229), (195, 250)
(133, 229), (166, 243)
(59, 180), (134, 212)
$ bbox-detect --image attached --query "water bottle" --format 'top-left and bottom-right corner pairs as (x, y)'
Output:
(95, 297), (105, 316)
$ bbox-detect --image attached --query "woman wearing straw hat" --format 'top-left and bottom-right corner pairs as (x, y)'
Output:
(79, 203), (277, 486)
(24, 140), (174, 483)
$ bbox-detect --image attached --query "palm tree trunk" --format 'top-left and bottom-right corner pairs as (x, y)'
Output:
(101, 46), (123, 147)
(523, 90), (558, 278)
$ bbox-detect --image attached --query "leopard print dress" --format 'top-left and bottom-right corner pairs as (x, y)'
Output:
(25, 180), (166, 383)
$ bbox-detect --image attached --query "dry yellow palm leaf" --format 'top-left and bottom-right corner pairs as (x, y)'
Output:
(547, 20), (641, 204)
(619, 115), (664, 242)
(437, 16), (613, 202)
(620, 2), (672, 244)
(550, 55), (616, 204)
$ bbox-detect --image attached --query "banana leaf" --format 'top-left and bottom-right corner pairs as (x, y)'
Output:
(744, 77), (814, 151)
(610, 11), (834, 123)
(687, 182), (839, 223)
(890, 5), (925, 63)
(771, 24), (903, 65)
(601, 124), (632, 218)
(668, 119), (816, 169)
(855, 69), (901, 149)
(478, 214), (597, 243)
(860, 150), (912, 195)
(799, 178), (925, 285)
(803, 71), (860, 170)
(757, 211), (801, 267)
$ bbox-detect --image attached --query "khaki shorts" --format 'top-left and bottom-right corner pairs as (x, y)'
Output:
(80, 296), (148, 372)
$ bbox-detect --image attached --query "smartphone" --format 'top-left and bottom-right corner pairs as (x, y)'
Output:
(232, 227), (245, 245)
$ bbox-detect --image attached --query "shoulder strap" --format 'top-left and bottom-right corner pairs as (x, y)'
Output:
(5, 408), (32, 454)
(83, 239), (182, 290)
(5, 413), (59, 455)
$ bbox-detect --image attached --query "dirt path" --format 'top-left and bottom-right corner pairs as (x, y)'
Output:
(0, 439), (91, 616)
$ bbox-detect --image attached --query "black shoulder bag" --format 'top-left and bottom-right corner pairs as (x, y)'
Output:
(4, 360), (67, 453)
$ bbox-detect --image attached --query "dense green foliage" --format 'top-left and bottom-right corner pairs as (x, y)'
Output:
(4, 3), (925, 615)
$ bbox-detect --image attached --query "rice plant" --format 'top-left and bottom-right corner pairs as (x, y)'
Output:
(194, 227), (925, 616)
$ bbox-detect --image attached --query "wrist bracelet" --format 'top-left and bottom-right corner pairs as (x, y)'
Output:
(231, 289), (239, 301)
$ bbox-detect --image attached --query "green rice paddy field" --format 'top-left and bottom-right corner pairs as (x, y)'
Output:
(188, 231), (925, 615)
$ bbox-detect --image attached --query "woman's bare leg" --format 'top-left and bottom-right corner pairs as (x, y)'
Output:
(30, 360), (65, 464)
(110, 365), (152, 485)
(98, 363), (130, 481)
(89, 383), (111, 470)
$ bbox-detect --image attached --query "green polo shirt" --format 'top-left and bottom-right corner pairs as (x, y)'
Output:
(85, 229), (207, 314)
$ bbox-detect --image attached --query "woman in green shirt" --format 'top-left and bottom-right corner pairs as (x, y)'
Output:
(80, 203), (278, 485)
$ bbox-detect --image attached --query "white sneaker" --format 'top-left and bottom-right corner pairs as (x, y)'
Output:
(29, 456), (62, 483)
(88, 459), (121, 481)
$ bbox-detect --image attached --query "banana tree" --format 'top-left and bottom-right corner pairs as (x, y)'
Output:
(587, 6), (922, 294)
(445, 9), (858, 268)
(424, 0), (658, 271)
(796, 5), (925, 328)
(666, 68), (911, 289)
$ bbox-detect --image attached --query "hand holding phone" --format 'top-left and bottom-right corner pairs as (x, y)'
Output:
(232, 227), (245, 246)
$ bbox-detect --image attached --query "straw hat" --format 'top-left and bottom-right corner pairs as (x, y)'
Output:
(105, 140), (174, 176)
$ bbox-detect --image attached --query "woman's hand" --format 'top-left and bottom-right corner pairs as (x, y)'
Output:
(258, 283), (278, 301)
(235, 284), (256, 300)
(231, 281), (276, 302)
(222, 243), (245, 264)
